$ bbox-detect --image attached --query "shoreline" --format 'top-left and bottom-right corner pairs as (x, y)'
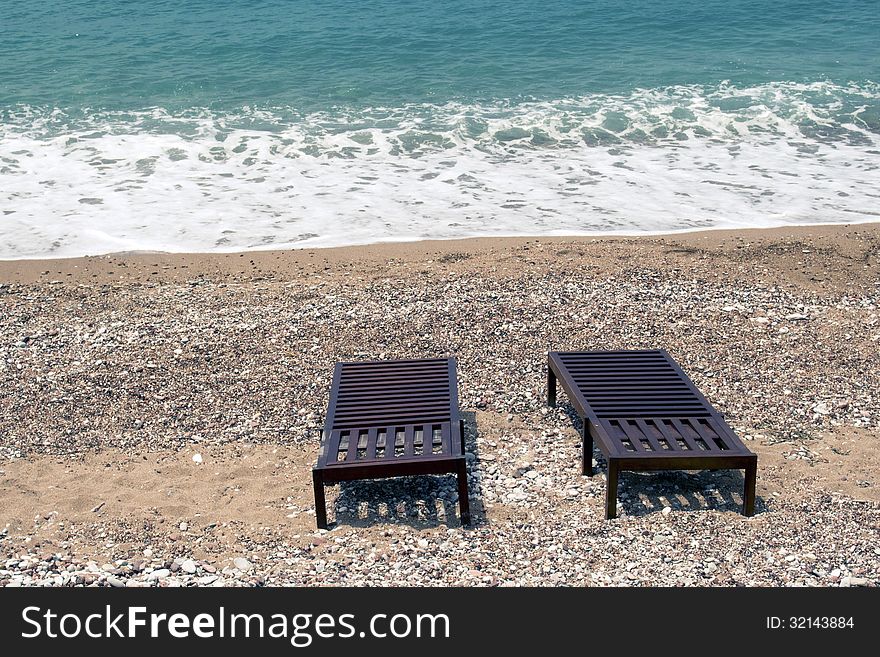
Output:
(1, 222), (878, 292)
(5, 219), (880, 266)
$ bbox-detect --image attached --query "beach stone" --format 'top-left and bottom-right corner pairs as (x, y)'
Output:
(507, 489), (529, 502)
(180, 559), (197, 574)
(233, 557), (253, 572)
(813, 402), (831, 415)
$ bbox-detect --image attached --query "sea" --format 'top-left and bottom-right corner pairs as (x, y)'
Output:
(1, 0), (878, 259)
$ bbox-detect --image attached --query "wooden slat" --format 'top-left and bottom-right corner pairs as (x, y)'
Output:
(345, 431), (360, 462)
(341, 359), (448, 370)
(618, 420), (644, 452)
(334, 403), (451, 418)
(703, 417), (731, 451)
(634, 419), (665, 453)
(384, 427), (400, 460)
(326, 429), (346, 464)
(653, 418), (684, 452)
(403, 425), (416, 458)
(339, 369), (448, 380)
(333, 413), (451, 426)
(365, 427), (379, 460)
(334, 389), (450, 402)
(669, 418), (703, 452)
(336, 399), (451, 409)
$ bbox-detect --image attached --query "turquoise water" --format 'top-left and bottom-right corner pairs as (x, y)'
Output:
(1, 0), (879, 257)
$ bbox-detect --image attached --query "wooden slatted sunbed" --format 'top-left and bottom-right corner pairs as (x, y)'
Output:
(312, 357), (470, 529)
(547, 349), (757, 519)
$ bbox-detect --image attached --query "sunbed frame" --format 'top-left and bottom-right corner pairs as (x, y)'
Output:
(548, 349), (757, 519)
(312, 357), (470, 529)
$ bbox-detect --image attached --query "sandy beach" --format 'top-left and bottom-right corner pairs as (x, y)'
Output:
(1, 223), (878, 587)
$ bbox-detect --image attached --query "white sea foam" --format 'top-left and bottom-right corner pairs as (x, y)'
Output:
(1, 81), (879, 259)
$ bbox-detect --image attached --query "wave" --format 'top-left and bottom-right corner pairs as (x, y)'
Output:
(2, 80), (879, 258)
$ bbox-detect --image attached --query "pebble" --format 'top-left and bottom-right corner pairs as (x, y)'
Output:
(233, 557), (253, 572)
(813, 402), (831, 415)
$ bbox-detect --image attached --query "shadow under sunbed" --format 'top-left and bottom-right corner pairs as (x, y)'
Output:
(331, 411), (487, 529)
(558, 401), (766, 517)
(614, 470), (768, 517)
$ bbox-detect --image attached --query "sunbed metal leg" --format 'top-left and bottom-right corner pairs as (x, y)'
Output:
(605, 460), (619, 520)
(547, 367), (557, 407)
(582, 421), (593, 476)
(456, 459), (471, 526)
(313, 470), (328, 529)
(743, 459), (757, 516)
(459, 419), (466, 453)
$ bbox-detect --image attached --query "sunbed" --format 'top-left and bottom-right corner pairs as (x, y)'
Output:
(312, 357), (470, 529)
(548, 349), (757, 519)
